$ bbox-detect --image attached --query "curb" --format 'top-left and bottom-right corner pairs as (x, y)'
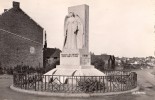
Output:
(10, 85), (139, 98)
(0, 75), (13, 79)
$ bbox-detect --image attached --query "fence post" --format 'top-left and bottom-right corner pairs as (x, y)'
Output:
(25, 74), (27, 89)
(52, 76), (53, 92)
(103, 76), (105, 93)
(35, 75), (36, 91)
(72, 76), (73, 93)
(109, 76), (111, 92)
(13, 73), (15, 86)
(20, 74), (22, 89)
(45, 75), (46, 91)
(136, 73), (137, 87)
(27, 73), (29, 90)
(121, 75), (122, 91)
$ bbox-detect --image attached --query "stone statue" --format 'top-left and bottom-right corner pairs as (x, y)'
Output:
(63, 12), (84, 50)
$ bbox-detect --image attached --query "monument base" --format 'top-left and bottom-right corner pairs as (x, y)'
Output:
(44, 65), (105, 76)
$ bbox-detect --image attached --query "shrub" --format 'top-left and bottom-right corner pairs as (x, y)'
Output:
(78, 78), (105, 93)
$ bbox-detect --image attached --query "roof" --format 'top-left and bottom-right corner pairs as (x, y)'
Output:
(44, 48), (61, 59)
(0, 1), (43, 29)
(44, 48), (56, 59)
(51, 49), (61, 58)
(94, 54), (115, 61)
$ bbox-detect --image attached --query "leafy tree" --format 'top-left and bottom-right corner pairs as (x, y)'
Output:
(91, 55), (105, 71)
(0, 62), (3, 74)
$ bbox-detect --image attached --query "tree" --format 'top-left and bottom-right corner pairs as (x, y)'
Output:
(91, 55), (105, 71)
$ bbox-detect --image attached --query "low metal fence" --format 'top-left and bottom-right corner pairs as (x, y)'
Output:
(13, 71), (137, 93)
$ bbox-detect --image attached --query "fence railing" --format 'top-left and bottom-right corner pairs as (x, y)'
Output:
(103, 70), (131, 75)
(13, 71), (137, 93)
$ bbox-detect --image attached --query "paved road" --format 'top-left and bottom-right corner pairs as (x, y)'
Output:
(0, 69), (155, 100)
(133, 69), (155, 100)
(136, 69), (155, 87)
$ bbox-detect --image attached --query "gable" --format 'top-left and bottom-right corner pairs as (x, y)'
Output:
(0, 2), (43, 44)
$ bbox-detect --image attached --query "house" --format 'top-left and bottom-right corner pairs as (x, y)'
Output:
(43, 33), (61, 72)
(43, 48), (61, 64)
(99, 54), (115, 70)
(43, 47), (61, 72)
(91, 54), (115, 71)
(0, 1), (44, 68)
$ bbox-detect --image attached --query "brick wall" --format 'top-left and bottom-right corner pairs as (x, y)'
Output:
(0, 2), (43, 68)
(0, 30), (43, 68)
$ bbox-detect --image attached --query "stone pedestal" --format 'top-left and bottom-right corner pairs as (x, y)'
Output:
(60, 49), (90, 66)
(44, 49), (105, 76)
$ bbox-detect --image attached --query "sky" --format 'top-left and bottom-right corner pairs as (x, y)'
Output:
(0, 0), (155, 57)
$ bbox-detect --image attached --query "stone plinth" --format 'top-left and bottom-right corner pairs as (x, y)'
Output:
(44, 66), (105, 76)
(60, 49), (90, 66)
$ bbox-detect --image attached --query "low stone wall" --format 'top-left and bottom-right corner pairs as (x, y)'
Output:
(10, 85), (139, 97)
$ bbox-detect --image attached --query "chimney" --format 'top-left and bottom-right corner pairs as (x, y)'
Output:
(44, 31), (47, 48)
(13, 1), (20, 8)
(4, 9), (8, 12)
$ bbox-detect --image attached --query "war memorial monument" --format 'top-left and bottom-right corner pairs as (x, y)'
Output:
(12, 4), (137, 97)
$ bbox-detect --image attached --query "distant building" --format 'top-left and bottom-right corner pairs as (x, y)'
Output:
(43, 48), (61, 67)
(91, 54), (115, 70)
(43, 33), (61, 71)
(0, 1), (44, 68)
(99, 54), (115, 70)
